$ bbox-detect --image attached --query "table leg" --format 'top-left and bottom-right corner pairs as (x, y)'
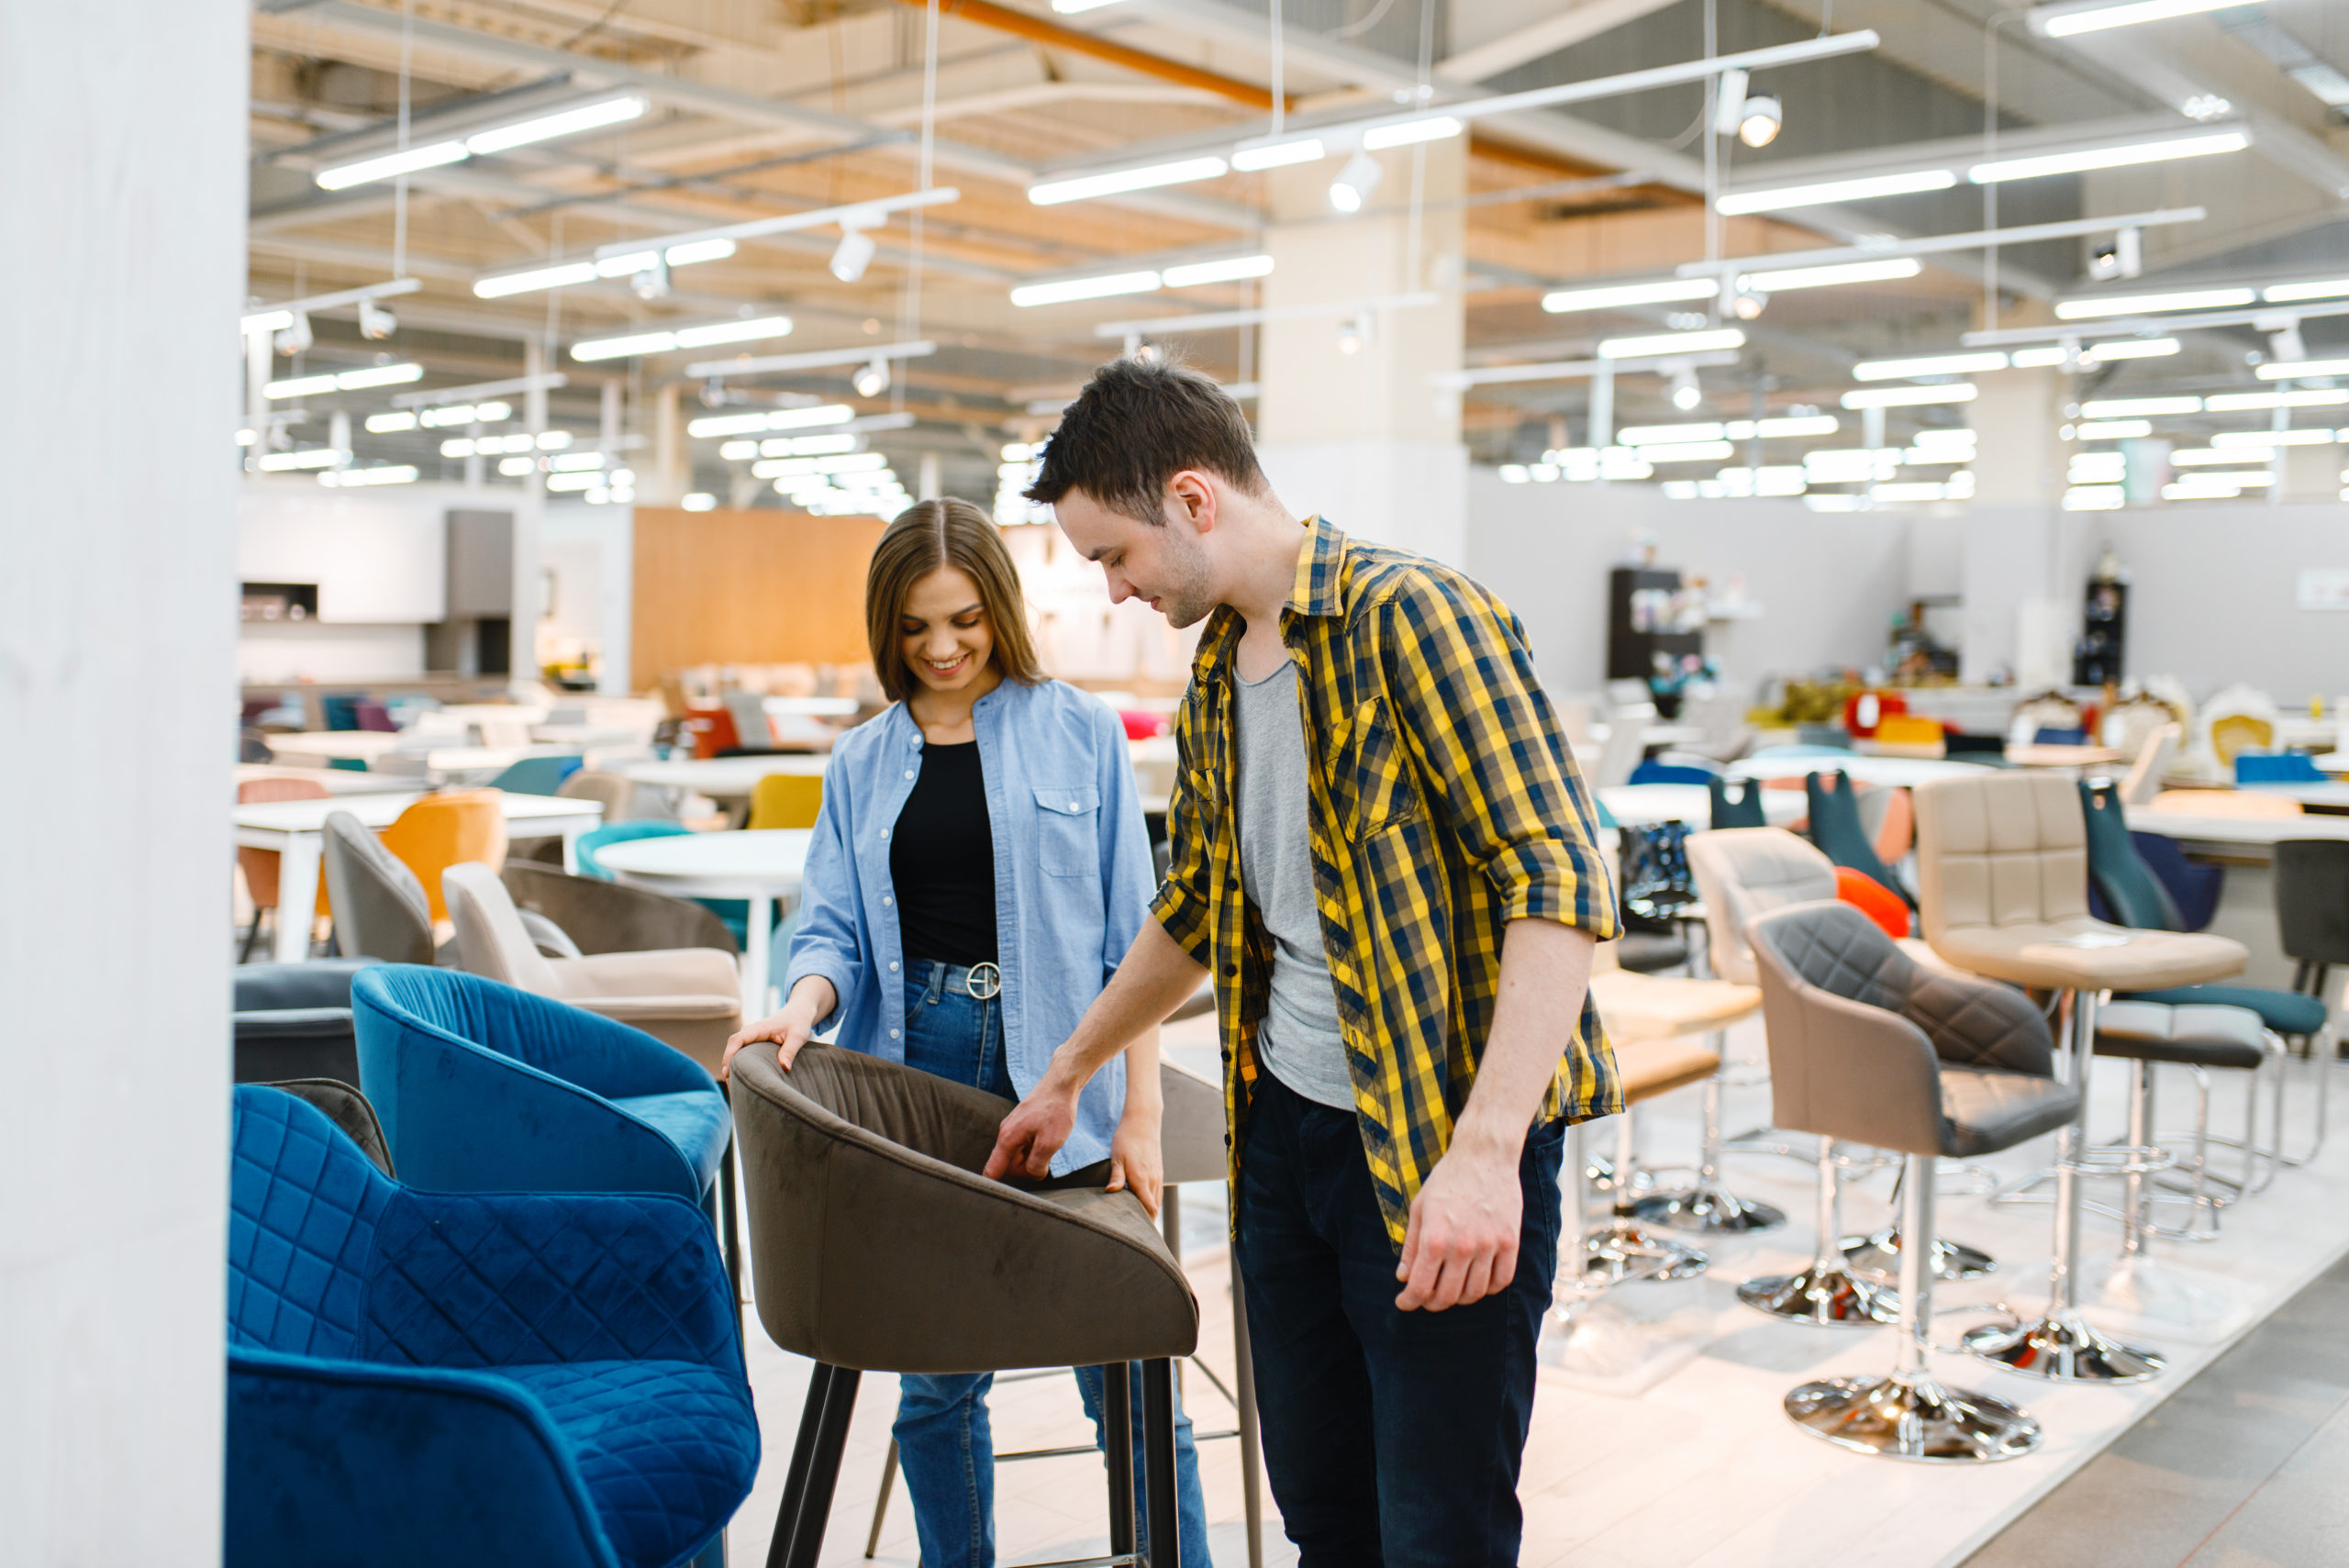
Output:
(562, 819), (589, 874)
(275, 834), (322, 963)
(742, 895), (773, 1018)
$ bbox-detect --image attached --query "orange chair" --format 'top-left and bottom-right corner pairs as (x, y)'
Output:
(378, 790), (509, 924)
(1842, 690), (1909, 739)
(684, 706), (741, 760)
(1868, 784), (1916, 867)
(1835, 865), (1911, 940)
(238, 777), (332, 960)
(746, 773), (824, 831)
(1873, 714), (1946, 758)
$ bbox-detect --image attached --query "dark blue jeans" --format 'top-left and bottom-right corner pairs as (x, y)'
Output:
(1235, 1071), (1566, 1568)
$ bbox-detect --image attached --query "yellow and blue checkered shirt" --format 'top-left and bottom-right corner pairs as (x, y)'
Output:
(1151, 515), (1623, 1248)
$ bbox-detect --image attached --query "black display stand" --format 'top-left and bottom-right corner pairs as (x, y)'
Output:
(1608, 567), (1704, 682)
(2072, 578), (2127, 687)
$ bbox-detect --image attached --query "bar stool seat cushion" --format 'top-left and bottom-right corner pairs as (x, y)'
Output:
(1615, 1036), (1723, 1102)
(2095, 1000), (2268, 1072)
(1589, 973), (1759, 1042)
(1616, 931), (1692, 973)
(1939, 1068), (2082, 1158)
(2122, 984), (2328, 1040)
(1929, 921), (2246, 993)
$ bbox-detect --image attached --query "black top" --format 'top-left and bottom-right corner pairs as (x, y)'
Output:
(890, 740), (998, 967)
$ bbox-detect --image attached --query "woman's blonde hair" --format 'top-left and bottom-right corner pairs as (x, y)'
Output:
(864, 498), (1045, 703)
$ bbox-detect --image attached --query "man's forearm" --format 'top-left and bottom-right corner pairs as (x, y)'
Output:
(1047, 918), (1208, 1093)
(1449, 918), (1598, 1160)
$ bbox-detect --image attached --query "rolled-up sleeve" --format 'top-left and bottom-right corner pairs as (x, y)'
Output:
(1376, 572), (1620, 940)
(781, 755), (867, 1032)
(1147, 695), (1217, 966)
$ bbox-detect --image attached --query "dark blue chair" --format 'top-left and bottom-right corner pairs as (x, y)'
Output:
(351, 967), (740, 1291)
(1629, 759), (1720, 786)
(2236, 751), (2326, 784)
(2131, 829), (2223, 933)
(1709, 776), (1769, 829)
(1803, 770), (1914, 910)
(2032, 727), (2089, 747)
(226, 1084), (756, 1568)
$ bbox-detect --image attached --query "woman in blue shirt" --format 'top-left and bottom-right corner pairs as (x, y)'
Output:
(723, 497), (1211, 1568)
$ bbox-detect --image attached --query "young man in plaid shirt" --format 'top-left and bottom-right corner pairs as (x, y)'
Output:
(986, 358), (1621, 1566)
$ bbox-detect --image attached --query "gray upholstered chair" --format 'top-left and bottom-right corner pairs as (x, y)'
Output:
(262, 1077), (395, 1175)
(321, 810), (437, 965)
(502, 860), (740, 958)
(232, 960), (374, 1084)
(442, 862), (742, 1075)
(1913, 772), (2244, 1384)
(1747, 900), (2079, 1462)
(730, 1042), (1197, 1568)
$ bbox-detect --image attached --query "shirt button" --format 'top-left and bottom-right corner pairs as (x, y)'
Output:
(905, 769), (916, 779)
(1224, 963), (1238, 978)
(888, 961), (899, 972)
(881, 828), (890, 838)
(883, 895), (894, 906)
(889, 1029), (900, 1040)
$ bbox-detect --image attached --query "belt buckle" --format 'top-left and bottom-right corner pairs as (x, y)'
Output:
(963, 962), (1002, 1001)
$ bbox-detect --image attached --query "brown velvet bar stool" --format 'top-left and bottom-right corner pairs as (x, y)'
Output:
(729, 1042), (1197, 1568)
(1912, 772), (2245, 1384)
(1746, 900), (2078, 1462)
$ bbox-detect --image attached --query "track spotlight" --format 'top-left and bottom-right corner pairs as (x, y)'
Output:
(699, 377), (730, 409)
(630, 258), (672, 300)
(357, 300), (398, 339)
(852, 356), (890, 397)
(830, 226), (878, 284)
(1335, 313), (1373, 356)
(1329, 150), (1383, 215)
(1670, 369), (1703, 412)
(1730, 284), (1768, 320)
(274, 312), (313, 356)
(1737, 95), (1782, 148)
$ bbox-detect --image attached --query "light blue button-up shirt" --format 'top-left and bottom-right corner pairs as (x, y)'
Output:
(782, 676), (1154, 1175)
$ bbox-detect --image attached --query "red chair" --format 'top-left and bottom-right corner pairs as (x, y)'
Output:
(683, 706), (741, 759)
(1835, 865), (1910, 940)
(1841, 690), (1909, 740)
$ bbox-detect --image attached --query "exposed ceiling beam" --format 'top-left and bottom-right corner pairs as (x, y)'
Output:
(1437, 0), (1683, 85)
(895, 0), (1294, 111)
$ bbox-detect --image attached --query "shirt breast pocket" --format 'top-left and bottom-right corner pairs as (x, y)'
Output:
(1033, 784), (1101, 878)
(1339, 696), (1423, 840)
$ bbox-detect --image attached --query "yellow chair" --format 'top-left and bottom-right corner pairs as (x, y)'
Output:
(1872, 714), (1946, 758)
(747, 773), (824, 831)
(2209, 713), (2277, 765)
(379, 790), (509, 923)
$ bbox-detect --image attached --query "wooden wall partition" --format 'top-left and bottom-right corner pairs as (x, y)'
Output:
(630, 506), (886, 692)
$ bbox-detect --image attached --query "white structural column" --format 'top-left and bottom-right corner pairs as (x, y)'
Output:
(1963, 364), (2085, 685)
(0, 5), (244, 1564)
(516, 340), (551, 690)
(1255, 139), (1469, 567)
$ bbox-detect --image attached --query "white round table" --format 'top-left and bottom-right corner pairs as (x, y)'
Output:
(1598, 783), (1806, 828)
(595, 829), (814, 1015)
(619, 754), (830, 804)
(1726, 755), (1994, 789)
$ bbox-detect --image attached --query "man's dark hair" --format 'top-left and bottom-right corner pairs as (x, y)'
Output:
(1024, 356), (1268, 525)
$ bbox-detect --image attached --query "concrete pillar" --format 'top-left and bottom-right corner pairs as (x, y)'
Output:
(1, 5), (243, 1562)
(514, 340), (549, 691)
(1255, 138), (1467, 566)
(1963, 365), (2083, 685)
(642, 383), (688, 506)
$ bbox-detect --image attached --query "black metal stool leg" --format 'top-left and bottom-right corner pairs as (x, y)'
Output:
(771, 1364), (834, 1568)
(774, 1364), (861, 1568)
(1141, 1358), (1179, 1568)
(1103, 1362), (1136, 1562)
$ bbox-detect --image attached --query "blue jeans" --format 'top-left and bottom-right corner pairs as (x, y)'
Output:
(1235, 1071), (1566, 1568)
(893, 963), (1215, 1568)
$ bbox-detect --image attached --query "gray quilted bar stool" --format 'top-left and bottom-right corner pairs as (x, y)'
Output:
(1913, 773), (2245, 1385)
(1748, 901), (2079, 1462)
(729, 1042), (1197, 1568)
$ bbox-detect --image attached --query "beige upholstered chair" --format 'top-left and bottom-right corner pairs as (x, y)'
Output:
(442, 861), (742, 1074)
(1912, 773), (2243, 1385)
(2117, 724), (2182, 806)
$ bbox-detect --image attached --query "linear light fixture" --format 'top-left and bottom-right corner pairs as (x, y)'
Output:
(1231, 137), (1326, 172)
(1740, 256), (1920, 292)
(1093, 291), (1440, 340)
(2266, 278), (2349, 303)
(2028, 0), (2259, 38)
(1678, 207), (2206, 280)
(1717, 168), (1957, 216)
(1619, 422), (1728, 444)
(1163, 254), (1275, 287)
(2211, 428), (2336, 447)
(2207, 388), (2349, 411)
(683, 339), (937, 380)
(2258, 357), (2349, 380)
(2055, 286), (2257, 319)
(317, 94), (648, 189)
(571, 316), (792, 362)
(241, 278), (421, 336)
(2083, 395), (2202, 416)
(577, 189), (957, 272)
(256, 448), (345, 471)
(317, 464), (420, 487)
(1842, 383), (1978, 408)
(1030, 158), (1230, 206)
(263, 362), (425, 398)
(1363, 117), (1464, 150)
(1542, 277), (1720, 314)
(1598, 328), (1747, 359)
(475, 239), (738, 299)
(1854, 350), (2011, 380)
(1969, 128), (2248, 183)
(1012, 270), (1165, 307)
(2076, 419), (2154, 439)
(686, 403), (857, 439)
(1640, 440), (1738, 462)
(2084, 337), (2182, 361)
(366, 412), (418, 433)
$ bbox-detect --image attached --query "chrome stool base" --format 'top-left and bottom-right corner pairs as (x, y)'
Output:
(1630, 1180), (1787, 1234)
(1581, 1219), (1709, 1285)
(1737, 1262), (1898, 1327)
(1961, 1308), (2166, 1384)
(1785, 1373), (2043, 1463)
(1842, 1226), (1996, 1282)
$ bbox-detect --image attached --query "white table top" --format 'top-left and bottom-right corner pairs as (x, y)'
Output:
(2125, 807), (2349, 847)
(1598, 783), (1805, 828)
(232, 791), (602, 833)
(1586, 721), (1708, 748)
(596, 828), (814, 895)
(234, 763), (390, 796)
(620, 755), (832, 796)
(2006, 743), (2126, 769)
(1727, 754), (1992, 788)
(265, 730), (406, 760)
(2240, 781), (2349, 809)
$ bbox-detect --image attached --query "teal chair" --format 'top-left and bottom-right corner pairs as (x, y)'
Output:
(578, 822), (750, 948)
(484, 755), (577, 796)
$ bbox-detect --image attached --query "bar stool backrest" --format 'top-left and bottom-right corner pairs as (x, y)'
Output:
(1912, 773), (2088, 946)
(1687, 828), (1836, 985)
(2277, 840), (2349, 967)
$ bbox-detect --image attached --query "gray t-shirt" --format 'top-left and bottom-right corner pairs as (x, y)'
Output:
(1233, 658), (1353, 1109)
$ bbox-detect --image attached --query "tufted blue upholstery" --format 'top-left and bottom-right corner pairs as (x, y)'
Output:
(351, 965), (728, 1205)
(226, 1085), (757, 1568)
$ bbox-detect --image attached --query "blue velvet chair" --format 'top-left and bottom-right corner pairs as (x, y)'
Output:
(1628, 759), (1721, 786)
(226, 1084), (757, 1568)
(2236, 751), (2326, 784)
(488, 755), (582, 795)
(351, 966), (740, 1292)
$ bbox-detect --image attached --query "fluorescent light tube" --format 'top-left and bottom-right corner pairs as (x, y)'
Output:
(1028, 157), (1230, 206)
(365, 412), (419, 433)
(2076, 419), (2153, 439)
(2082, 337), (2180, 361)
(317, 465), (418, 487)
(2256, 357), (2349, 380)
(2206, 389), (2349, 411)
(1716, 168), (1956, 216)
(686, 403), (857, 439)
(1741, 257), (1921, 292)
(2082, 395), (2201, 416)
(548, 452), (607, 472)
(1231, 138), (1326, 172)
(257, 448), (344, 471)
(673, 316), (794, 350)
(497, 456), (537, 476)
(1163, 255), (1275, 288)
(682, 493), (717, 511)
(463, 95), (647, 156)
(2011, 346), (2071, 366)
(2210, 428), (2334, 447)
(1362, 117), (1464, 150)
(263, 373), (339, 399)
(333, 362), (425, 390)
(475, 261), (600, 298)
(2264, 278), (2349, 303)
(1598, 328), (1746, 358)
(1854, 350), (2009, 380)
(1871, 482), (1954, 502)
(2030, 0), (2258, 38)
(596, 250), (662, 278)
(1542, 277), (1719, 313)
(763, 433), (862, 457)
(546, 471), (602, 492)
(572, 331), (675, 361)
(1968, 128), (2248, 184)
(1636, 440), (1738, 462)
(1011, 270), (1163, 307)
(1753, 415), (1843, 437)
(2054, 286), (2255, 318)
(1620, 423), (1726, 444)
(316, 140), (468, 190)
(440, 439), (475, 458)
(663, 238), (737, 267)
(1842, 383), (1978, 407)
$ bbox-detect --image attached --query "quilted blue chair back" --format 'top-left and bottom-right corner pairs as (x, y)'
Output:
(2077, 780), (2184, 932)
(230, 1085), (395, 1361)
(2235, 751), (2325, 784)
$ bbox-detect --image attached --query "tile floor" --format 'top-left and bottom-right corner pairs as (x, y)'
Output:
(722, 1011), (2349, 1568)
